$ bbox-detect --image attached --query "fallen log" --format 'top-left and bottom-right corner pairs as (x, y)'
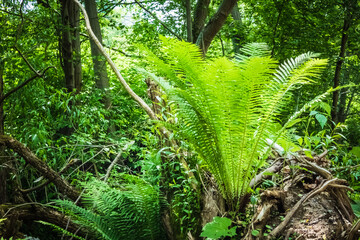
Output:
(0, 203), (91, 239)
(0, 135), (80, 201)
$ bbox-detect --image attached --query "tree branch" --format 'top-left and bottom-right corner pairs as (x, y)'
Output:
(104, 140), (134, 182)
(14, 46), (40, 75)
(20, 159), (80, 194)
(72, 0), (196, 186)
(0, 135), (80, 201)
(196, 0), (238, 54)
(0, 66), (55, 104)
(72, 0), (157, 120)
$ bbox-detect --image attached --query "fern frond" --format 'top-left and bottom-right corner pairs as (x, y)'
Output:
(55, 177), (166, 240)
(235, 42), (270, 61)
(143, 38), (328, 209)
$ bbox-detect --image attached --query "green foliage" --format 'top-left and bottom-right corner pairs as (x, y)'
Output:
(351, 200), (360, 218)
(200, 217), (237, 239)
(141, 38), (327, 208)
(55, 176), (166, 240)
(37, 221), (85, 240)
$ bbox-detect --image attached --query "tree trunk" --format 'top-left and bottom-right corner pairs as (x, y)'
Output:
(192, 0), (210, 44)
(60, 0), (82, 93)
(331, 11), (351, 123)
(338, 67), (349, 123)
(230, 3), (243, 55)
(84, 0), (111, 107)
(0, 59), (6, 204)
(185, 0), (193, 43)
(73, 2), (82, 92)
(196, 0), (238, 54)
(85, 0), (113, 133)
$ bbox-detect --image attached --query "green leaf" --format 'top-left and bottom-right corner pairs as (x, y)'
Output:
(309, 110), (318, 116)
(319, 102), (331, 114)
(350, 146), (360, 158)
(252, 229), (260, 236)
(315, 113), (327, 129)
(304, 150), (313, 159)
(351, 200), (360, 218)
(200, 217), (237, 239)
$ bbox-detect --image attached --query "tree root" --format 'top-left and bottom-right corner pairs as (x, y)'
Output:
(348, 218), (360, 240)
(244, 150), (356, 240)
(266, 178), (345, 239)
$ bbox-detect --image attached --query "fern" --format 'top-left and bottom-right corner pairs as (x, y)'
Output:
(141, 38), (328, 209)
(55, 176), (166, 240)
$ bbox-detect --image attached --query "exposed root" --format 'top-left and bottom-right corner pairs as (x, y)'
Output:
(243, 150), (356, 240)
(267, 178), (345, 239)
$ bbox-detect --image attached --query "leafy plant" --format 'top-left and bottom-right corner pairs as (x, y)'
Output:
(54, 176), (166, 240)
(200, 217), (237, 239)
(141, 38), (327, 209)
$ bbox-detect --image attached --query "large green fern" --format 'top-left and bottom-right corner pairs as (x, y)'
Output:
(141, 38), (328, 209)
(55, 176), (166, 240)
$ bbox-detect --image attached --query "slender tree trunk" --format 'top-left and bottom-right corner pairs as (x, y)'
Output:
(196, 0), (238, 54)
(185, 0), (193, 43)
(73, 3), (82, 92)
(230, 3), (243, 54)
(0, 59), (6, 204)
(84, 0), (114, 132)
(338, 67), (349, 123)
(270, 0), (288, 56)
(60, 0), (82, 93)
(84, 0), (110, 97)
(331, 17), (350, 123)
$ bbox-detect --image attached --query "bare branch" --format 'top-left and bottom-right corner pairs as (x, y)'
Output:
(104, 140), (134, 182)
(72, 0), (196, 186)
(20, 159), (80, 194)
(14, 46), (39, 75)
(0, 66), (55, 104)
(0, 135), (80, 201)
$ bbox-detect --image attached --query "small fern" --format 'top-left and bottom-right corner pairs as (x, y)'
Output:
(37, 221), (85, 240)
(141, 38), (328, 210)
(55, 176), (166, 240)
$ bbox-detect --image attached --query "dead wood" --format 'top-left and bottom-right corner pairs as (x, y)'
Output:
(0, 203), (91, 239)
(243, 151), (356, 240)
(20, 158), (80, 194)
(267, 178), (342, 239)
(348, 218), (360, 240)
(0, 135), (80, 201)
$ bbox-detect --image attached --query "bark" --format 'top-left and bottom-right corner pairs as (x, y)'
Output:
(338, 89), (348, 123)
(60, 0), (82, 93)
(196, 0), (238, 54)
(185, 0), (193, 42)
(230, 3), (243, 54)
(244, 153), (355, 240)
(0, 59), (6, 204)
(192, 0), (210, 43)
(0, 135), (80, 201)
(84, 0), (111, 108)
(73, 2), (82, 92)
(331, 10), (351, 123)
(0, 204), (92, 238)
